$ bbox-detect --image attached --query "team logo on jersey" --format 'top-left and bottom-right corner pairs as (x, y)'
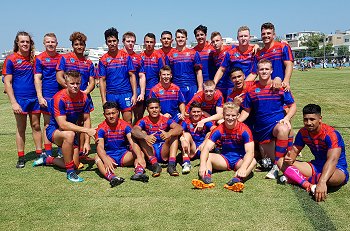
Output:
(70, 58), (75, 63)
(207, 49), (211, 53)
(125, 97), (131, 107)
(106, 57), (112, 63)
(234, 52), (240, 58)
(186, 52), (190, 56)
(272, 49), (276, 53)
(151, 57), (155, 61)
(190, 124), (194, 129)
(173, 53), (178, 58)
(159, 90), (164, 95)
(172, 90), (175, 94)
(45, 58), (51, 62)
(255, 88), (261, 93)
(141, 56), (145, 60)
(16, 59), (22, 64)
(149, 124), (153, 129)
(133, 57), (136, 60)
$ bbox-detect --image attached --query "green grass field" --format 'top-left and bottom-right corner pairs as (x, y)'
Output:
(0, 68), (349, 231)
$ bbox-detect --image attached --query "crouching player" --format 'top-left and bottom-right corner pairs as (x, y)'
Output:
(95, 102), (149, 187)
(180, 102), (215, 174)
(132, 98), (183, 177)
(32, 71), (96, 182)
(278, 104), (348, 202)
(192, 102), (256, 192)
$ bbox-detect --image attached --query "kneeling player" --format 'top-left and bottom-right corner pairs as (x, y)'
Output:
(95, 102), (149, 187)
(180, 102), (215, 174)
(32, 71), (96, 182)
(132, 98), (183, 177)
(278, 104), (348, 202)
(192, 102), (256, 192)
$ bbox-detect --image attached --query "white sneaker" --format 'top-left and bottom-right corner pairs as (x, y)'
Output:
(182, 162), (192, 174)
(265, 164), (279, 179)
(279, 175), (287, 183)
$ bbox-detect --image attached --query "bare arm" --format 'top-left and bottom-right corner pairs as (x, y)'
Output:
(195, 69), (203, 92)
(236, 141), (254, 178)
(238, 109), (250, 122)
(56, 70), (66, 88)
(138, 72), (146, 101)
(99, 76), (107, 105)
(4, 75), (22, 114)
(199, 139), (215, 177)
(213, 66), (225, 85)
(282, 60), (294, 91)
(129, 71), (137, 106)
(245, 73), (257, 81)
(55, 114), (95, 137)
(82, 76), (95, 95)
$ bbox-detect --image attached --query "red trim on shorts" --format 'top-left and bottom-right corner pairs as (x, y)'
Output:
(220, 154), (231, 171)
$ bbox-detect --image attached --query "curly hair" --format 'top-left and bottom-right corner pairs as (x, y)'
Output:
(13, 31), (35, 64)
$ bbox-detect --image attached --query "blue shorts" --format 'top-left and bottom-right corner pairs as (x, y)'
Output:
(16, 98), (41, 114)
(107, 149), (129, 167)
(309, 161), (349, 185)
(46, 125), (78, 147)
(106, 92), (132, 112)
(253, 122), (278, 144)
(152, 142), (167, 163)
(181, 85), (198, 104)
(40, 97), (52, 115)
(220, 152), (243, 171)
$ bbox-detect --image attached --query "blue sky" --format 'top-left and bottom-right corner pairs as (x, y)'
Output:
(1, 0), (349, 52)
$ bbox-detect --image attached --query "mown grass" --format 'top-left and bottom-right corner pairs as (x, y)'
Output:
(0, 68), (349, 231)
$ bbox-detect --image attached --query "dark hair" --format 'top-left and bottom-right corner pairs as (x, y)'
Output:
(144, 33), (156, 40)
(229, 67), (244, 76)
(104, 27), (119, 41)
(146, 97), (160, 107)
(123, 31), (136, 42)
(303, 104), (321, 115)
(64, 70), (81, 79)
(176, 29), (187, 37)
(70, 32), (87, 46)
(103, 101), (120, 111)
(189, 101), (202, 111)
(261, 22), (275, 32)
(194, 25), (207, 35)
(161, 31), (172, 38)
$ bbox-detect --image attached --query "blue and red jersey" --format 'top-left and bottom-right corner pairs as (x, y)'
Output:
(209, 122), (253, 155)
(98, 50), (135, 94)
(294, 123), (347, 169)
(210, 45), (232, 88)
(2, 53), (36, 99)
(226, 81), (255, 103)
(221, 45), (255, 78)
(34, 51), (62, 98)
(56, 52), (95, 91)
(49, 89), (93, 129)
(166, 48), (202, 88)
(242, 82), (295, 132)
(140, 50), (164, 93)
(185, 90), (223, 115)
(127, 51), (143, 88)
(194, 42), (214, 82)
(253, 41), (294, 80)
(181, 117), (214, 146)
(156, 48), (175, 64)
(135, 115), (175, 143)
(96, 119), (132, 155)
(149, 83), (185, 119)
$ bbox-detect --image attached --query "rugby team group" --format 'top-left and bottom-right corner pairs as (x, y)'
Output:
(2, 22), (348, 202)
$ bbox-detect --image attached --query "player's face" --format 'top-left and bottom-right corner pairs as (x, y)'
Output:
(237, 30), (250, 46)
(195, 30), (206, 45)
(65, 77), (81, 94)
(123, 36), (135, 51)
(261, 28), (275, 44)
(160, 70), (172, 84)
(72, 40), (86, 55)
(223, 108), (239, 127)
(211, 35), (223, 51)
(204, 85), (215, 101)
(43, 36), (58, 53)
(106, 36), (118, 52)
(160, 34), (173, 48)
(17, 35), (31, 53)
(144, 36), (155, 51)
(147, 102), (160, 118)
(175, 32), (187, 47)
(190, 107), (202, 122)
(230, 71), (245, 89)
(258, 63), (273, 81)
(303, 113), (322, 133)
(104, 108), (119, 125)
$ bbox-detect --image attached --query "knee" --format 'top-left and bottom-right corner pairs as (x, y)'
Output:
(31, 122), (41, 132)
(276, 125), (290, 136)
(63, 131), (76, 143)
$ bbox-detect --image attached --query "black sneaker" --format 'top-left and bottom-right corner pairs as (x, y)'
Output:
(151, 163), (162, 177)
(167, 164), (179, 176)
(16, 157), (25, 168)
(130, 173), (149, 183)
(110, 176), (125, 187)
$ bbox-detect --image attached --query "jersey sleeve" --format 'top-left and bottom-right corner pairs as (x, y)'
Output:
(98, 59), (106, 77)
(83, 96), (93, 113)
(220, 52), (231, 69)
(125, 124), (132, 135)
(282, 44), (294, 62)
(242, 92), (252, 110)
(34, 57), (43, 74)
(136, 119), (146, 130)
(54, 99), (67, 117)
(89, 63), (95, 78)
(56, 56), (66, 71)
(181, 121), (188, 132)
(2, 58), (14, 75)
(127, 56), (136, 72)
(97, 126), (106, 139)
(325, 130), (343, 150)
(178, 89), (186, 104)
(194, 51), (202, 69)
(242, 128), (253, 144)
(209, 129), (221, 143)
(283, 91), (295, 106)
(293, 130), (305, 149)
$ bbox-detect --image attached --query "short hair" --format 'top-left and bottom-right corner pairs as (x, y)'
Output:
(229, 67), (244, 76)
(144, 33), (156, 40)
(13, 31), (35, 63)
(210, 31), (222, 40)
(44, 33), (57, 40)
(237, 26), (250, 33)
(194, 25), (207, 35)
(103, 101), (120, 111)
(122, 31), (136, 42)
(258, 58), (272, 67)
(303, 104), (321, 115)
(64, 70), (81, 80)
(146, 97), (160, 107)
(104, 27), (119, 41)
(176, 29), (187, 38)
(203, 80), (215, 87)
(161, 31), (172, 38)
(223, 102), (240, 113)
(159, 65), (172, 74)
(261, 22), (275, 32)
(69, 32), (87, 45)
(189, 101), (202, 111)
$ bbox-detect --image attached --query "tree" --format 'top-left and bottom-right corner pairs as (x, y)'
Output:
(337, 45), (350, 56)
(301, 33), (334, 57)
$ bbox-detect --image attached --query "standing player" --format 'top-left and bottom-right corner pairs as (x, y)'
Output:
(240, 59), (296, 179)
(3, 31), (43, 168)
(98, 28), (137, 124)
(149, 65), (186, 123)
(95, 102), (149, 187)
(193, 25), (214, 82)
(166, 29), (203, 103)
(192, 102), (256, 192)
(278, 104), (348, 202)
(157, 31), (174, 63)
(132, 98), (183, 177)
(33, 70), (96, 182)
(180, 102), (215, 174)
(34, 33), (61, 157)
